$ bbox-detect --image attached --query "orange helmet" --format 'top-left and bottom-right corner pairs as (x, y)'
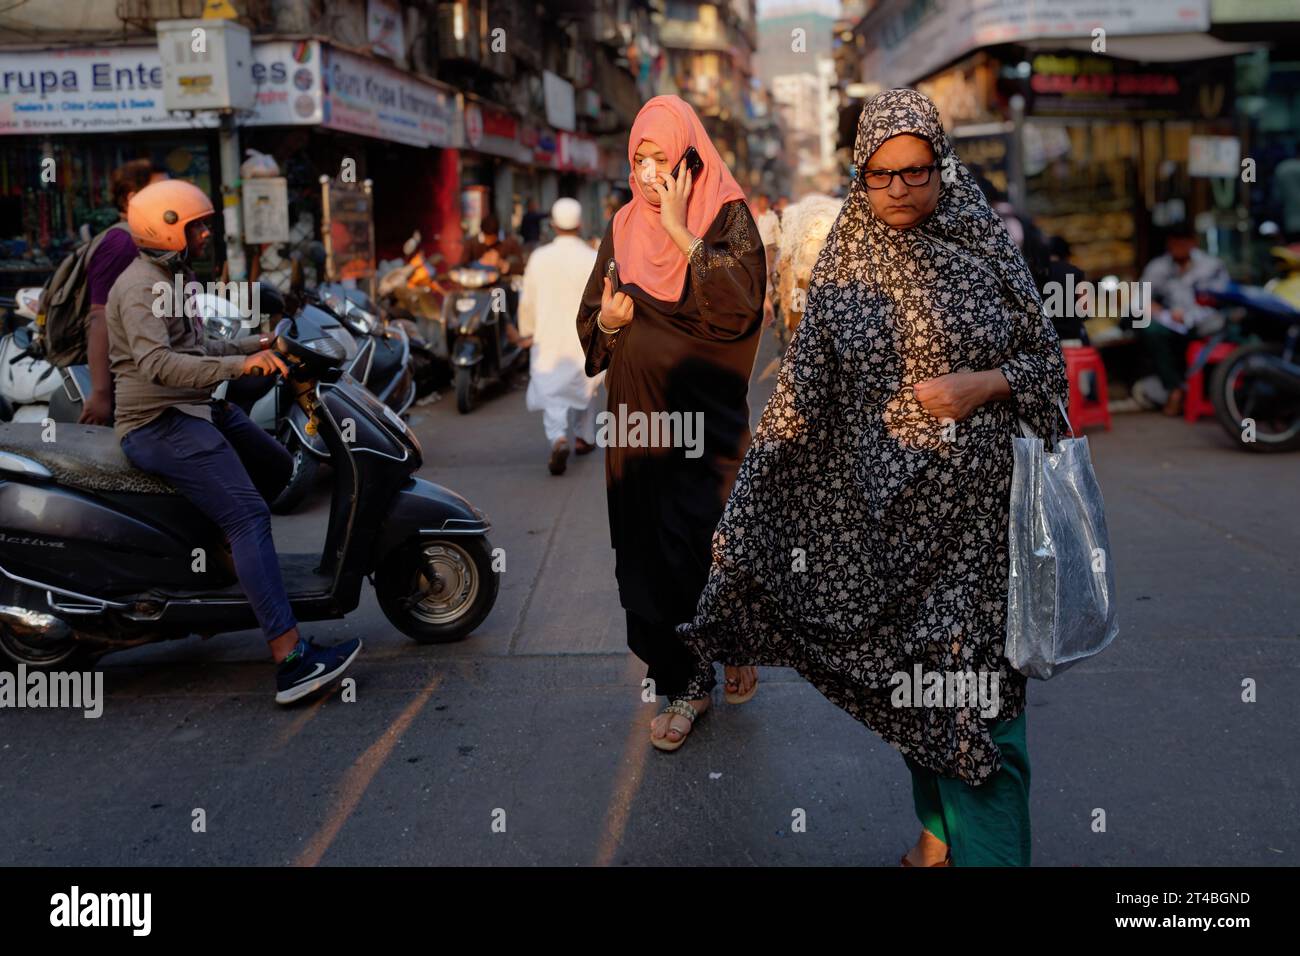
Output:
(126, 179), (214, 251)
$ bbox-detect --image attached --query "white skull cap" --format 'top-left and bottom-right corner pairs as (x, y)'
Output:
(551, 197), (582, 231)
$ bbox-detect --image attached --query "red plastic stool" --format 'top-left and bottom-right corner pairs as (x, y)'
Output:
(1063, 345), (1111, 433)
(1184, 340), (1237, 423)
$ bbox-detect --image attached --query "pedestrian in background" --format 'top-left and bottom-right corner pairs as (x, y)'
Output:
(520, 198), (601, 475)
(577, 95), (766, 752)
(1137, 223), (1230, 416)
(753, 192), (782, 332)
(77, 158), (168, 425)
(679, 89), (1068, 865)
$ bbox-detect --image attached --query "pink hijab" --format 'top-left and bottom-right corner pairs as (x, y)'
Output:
(613, 96), (746, 303)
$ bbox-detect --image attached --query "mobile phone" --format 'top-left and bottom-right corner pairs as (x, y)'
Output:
(605, 258), (620, 293)
(671, 146), (704, 181)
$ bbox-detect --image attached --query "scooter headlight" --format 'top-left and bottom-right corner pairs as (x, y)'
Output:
(301, 336), (347, 361)
(449, 267), (497, 288)
(347, 305), (379, 333)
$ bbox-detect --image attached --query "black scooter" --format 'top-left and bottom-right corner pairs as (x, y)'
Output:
(1195, 283), (1300, 452)
(438, 265), (528, 413)
(0, 307), (500, 671)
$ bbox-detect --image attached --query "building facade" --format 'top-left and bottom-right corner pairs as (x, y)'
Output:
(832, 0), (1300, 282)
(0, 0), (663, 292)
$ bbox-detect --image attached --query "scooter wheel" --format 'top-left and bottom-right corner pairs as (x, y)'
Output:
(376, 535), (499, 643)
(1210, 343), (1300, 453)
(454, 366), (476, 414)
(0, 623), (92, 673)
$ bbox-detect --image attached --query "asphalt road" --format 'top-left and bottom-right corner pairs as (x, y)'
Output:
(3, 328), (1298, 866)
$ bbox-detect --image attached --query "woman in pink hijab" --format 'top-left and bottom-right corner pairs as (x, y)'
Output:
(577, 95), (767, 752)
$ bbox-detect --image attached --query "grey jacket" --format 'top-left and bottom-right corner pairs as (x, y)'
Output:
(105, 254), (261, 439)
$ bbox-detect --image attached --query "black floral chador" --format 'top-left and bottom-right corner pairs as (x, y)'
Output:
(677, 89), (1068, 785)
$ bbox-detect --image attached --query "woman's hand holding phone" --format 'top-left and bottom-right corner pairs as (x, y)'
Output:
(656, 166), (695, 254)
(600, 275), (635, 330)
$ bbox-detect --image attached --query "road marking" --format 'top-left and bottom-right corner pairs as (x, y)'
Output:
(270, 694), (327, 751)
(293, 674), (442, 867)
(593, 654), (657, 866)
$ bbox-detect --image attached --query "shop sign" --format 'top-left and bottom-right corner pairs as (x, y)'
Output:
(322, 46), (456, 148)
(465, 101), (529, 161)
(1014, 52), (1232, 118)
(543, 70), (575, 132)
(482, 105), (516, 140)
(533, 127), (558, 168)
(861, 0), (1208, 89)
(242, 176), (291, 244)
(322, 178), (375, 282)
(465, 102), (483, 148)
(1189, 135), (1241, 178)
(1210, 0), (1294, 22)
(366, 0), (406, 63)
(558, 131), (600, 174)
(970, 0), (1208, 45)
(0, 40), (322, 135)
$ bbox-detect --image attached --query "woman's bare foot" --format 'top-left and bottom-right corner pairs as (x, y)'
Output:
(650, 696), (711, 748)
(903, 828), (950, 866)
(724, 665), (758, 701)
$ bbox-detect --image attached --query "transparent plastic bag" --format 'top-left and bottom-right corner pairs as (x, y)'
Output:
(1005, 404), (1119, 679)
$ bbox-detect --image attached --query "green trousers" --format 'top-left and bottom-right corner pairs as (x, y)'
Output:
(904, 710), (1031, 866)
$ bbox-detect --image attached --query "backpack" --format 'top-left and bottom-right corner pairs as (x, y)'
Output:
(36, 221), (132, 368)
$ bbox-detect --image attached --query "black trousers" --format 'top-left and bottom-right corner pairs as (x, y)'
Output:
(626, 609), (717, 700)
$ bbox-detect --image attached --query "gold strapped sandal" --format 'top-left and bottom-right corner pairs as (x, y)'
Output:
(651, 698), (700, 753)
(724, 666), (758, 705)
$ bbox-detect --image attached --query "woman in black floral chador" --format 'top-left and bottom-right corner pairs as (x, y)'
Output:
(678, 89), (1068, 866)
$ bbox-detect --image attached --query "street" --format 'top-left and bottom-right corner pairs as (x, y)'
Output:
(2, 326), (1297, 867)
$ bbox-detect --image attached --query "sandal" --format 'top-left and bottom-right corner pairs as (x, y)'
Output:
(723, 667), (758, 705)
(651, 698), (702, 753)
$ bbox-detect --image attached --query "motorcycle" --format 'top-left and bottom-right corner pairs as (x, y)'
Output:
(0, 304), (500, 672)
(1195, 278), (1300, 452)
(438, 264), (528, 414)
(0, 287), (88, 424)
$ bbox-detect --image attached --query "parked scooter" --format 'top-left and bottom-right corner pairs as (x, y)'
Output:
(316, 283), (419, 412)
(0, 307), (500, 672)
(0, 287), (87, 424)
(203, 282), (422, 514)
(197, 286), (353, 514)
(438, 264), (528, 413)
(1196, 279), (1300, 452)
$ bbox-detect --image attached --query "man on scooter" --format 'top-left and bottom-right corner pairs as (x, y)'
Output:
(104, 179), (362, 704)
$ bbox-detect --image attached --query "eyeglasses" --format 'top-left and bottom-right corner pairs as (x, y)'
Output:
(862, 164), (937, 190)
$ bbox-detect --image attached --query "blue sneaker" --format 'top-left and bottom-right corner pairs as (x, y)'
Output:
(275, 637), (362, 705)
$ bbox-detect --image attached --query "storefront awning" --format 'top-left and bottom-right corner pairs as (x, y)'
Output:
(1022, 32), (1264, 62)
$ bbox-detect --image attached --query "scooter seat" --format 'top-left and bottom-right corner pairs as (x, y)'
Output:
(0, 422), (175, 495)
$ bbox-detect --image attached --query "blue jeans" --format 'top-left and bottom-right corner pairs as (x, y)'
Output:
(121, 401), (297, 642)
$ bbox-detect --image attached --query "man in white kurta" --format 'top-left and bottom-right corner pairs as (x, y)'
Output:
(519, 198), (602, 475)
